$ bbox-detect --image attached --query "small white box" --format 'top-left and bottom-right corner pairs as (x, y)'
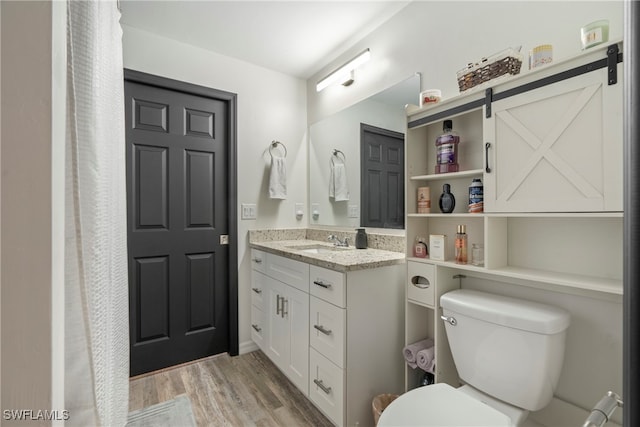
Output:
(429, 234), (446, 261)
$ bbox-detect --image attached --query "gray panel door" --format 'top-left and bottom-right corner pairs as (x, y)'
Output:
(361, 123), (405, 229)
(125, 78), (230, 376)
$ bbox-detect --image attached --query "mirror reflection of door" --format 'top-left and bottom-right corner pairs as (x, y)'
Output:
(360, 123), (404, 229)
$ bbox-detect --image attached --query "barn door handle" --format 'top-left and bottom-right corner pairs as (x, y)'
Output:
(485, 142), (492, 173)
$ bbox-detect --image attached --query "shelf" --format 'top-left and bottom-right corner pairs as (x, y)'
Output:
(405, 257), (623, 296)
(408, 212), (623, 218)
(410, 169), (483, 182)
(408, 213), (485, 218)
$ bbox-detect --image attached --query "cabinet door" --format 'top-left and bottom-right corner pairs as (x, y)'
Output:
(284, 284), (310, 395)
(484, 65), (622, 212)
(265, 277), (288, 372)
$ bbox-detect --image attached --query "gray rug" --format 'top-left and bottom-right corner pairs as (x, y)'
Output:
(127, 395), (196, 427)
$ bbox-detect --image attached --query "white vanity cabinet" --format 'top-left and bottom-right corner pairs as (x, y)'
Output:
(308, 264), (404, 427)
(250, 246), (405, 427)
(404, 41), (624, 391)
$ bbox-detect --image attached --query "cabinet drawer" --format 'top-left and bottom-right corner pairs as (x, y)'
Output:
(250, 249), (267, 274)
(407, 261), (435, 307)
(310, 296), (345, 368)
(309, 348), (344, 426)
(266, 253), (310, 292)
(250, 305), (265, 351)
(309, 265), (346, 308)
(251, 271), (266, 310)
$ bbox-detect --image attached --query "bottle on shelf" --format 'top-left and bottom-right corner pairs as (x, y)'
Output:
(435, 119), (460, 174)
(413, 237), (428, 258)
(468, 178), (484, 213)
(439, 183), (456, 213)
(455, 225), (468, 264)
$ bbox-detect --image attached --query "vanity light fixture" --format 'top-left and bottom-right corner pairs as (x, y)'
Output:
(316, 48), (371, 92)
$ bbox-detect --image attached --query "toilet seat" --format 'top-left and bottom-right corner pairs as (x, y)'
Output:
(377, 383), (512, 427)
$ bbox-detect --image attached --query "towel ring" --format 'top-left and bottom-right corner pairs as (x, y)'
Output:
(269, 140), (287, 158)
(331, 149), (346, 166)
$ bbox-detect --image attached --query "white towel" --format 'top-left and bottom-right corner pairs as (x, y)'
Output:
(329, 162), (349, 201)
(416, 346), (436, 373)
(269, 156), (287, 199)
(402, 338), (434, 369)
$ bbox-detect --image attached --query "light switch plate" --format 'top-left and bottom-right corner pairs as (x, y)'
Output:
(241, 203), (257, 220)
(348, 204), (359, 218)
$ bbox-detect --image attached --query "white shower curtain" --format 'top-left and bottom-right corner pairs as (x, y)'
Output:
(65, 1), (129, 425)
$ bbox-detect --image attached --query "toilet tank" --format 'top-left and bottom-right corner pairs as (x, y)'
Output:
(440, 289), (570, 412)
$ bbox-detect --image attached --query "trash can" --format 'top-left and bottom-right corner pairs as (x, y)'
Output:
(372, 393), (399, 426)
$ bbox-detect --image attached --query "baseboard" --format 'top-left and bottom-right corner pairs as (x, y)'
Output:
(529, 396), (622, 427)
(239, 340), (259, 355)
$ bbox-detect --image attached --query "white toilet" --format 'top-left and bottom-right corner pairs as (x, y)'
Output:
(379, 289), (570, 427)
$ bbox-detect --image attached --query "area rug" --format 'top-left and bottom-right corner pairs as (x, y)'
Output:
(127, 394), (196, 427)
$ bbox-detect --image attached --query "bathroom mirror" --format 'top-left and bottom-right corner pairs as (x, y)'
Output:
(308, 74), (420, 228)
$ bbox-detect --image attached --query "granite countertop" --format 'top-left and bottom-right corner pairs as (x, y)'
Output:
(249, 239), (405, 272)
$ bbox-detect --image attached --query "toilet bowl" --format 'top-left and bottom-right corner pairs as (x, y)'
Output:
(379, 289), (570, 427)
(377, 383), (511, 426)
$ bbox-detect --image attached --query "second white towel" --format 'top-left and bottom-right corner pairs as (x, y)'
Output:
(269, 156), (287, 199)
(329, 161), (349, 201)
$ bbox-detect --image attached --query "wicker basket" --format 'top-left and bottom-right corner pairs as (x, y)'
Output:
(457, 47), (523, 92)
(372, 393), (399, 426)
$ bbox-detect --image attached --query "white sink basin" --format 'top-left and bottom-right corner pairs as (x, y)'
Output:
(286, 244), (348, 254)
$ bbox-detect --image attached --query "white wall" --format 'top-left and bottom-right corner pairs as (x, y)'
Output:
(305, 1), (624, 423)
(307, 1), (624, 124)
(121, 26), (308, 352)
(1, 1), (59, 423)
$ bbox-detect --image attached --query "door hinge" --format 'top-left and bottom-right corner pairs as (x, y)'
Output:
(220, 234), (229, 245)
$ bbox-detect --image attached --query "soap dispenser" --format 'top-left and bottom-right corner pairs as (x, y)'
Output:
(355, 228), (368, 249)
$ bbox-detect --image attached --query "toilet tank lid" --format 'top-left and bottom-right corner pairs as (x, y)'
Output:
(441, 290), (570, 334)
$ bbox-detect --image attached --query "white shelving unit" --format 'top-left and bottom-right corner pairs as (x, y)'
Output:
(403, 41), (624, 391)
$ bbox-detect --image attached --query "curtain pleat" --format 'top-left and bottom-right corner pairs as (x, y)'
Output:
(65, 1), (129, 425)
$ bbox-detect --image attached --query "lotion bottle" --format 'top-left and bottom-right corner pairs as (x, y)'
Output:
(455, 224), (468, 264)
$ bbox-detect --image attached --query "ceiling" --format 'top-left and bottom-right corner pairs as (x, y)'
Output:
(119, 0), (411, 79)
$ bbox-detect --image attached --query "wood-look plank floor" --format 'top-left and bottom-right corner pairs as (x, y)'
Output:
(129, 350), (334, 427)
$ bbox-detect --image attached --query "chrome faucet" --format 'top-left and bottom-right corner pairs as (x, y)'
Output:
(328, 234), (349, 247)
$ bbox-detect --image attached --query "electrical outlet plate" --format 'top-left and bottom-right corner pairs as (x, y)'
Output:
(295, 203), (304, 219)
(241, 203), (257, 220)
